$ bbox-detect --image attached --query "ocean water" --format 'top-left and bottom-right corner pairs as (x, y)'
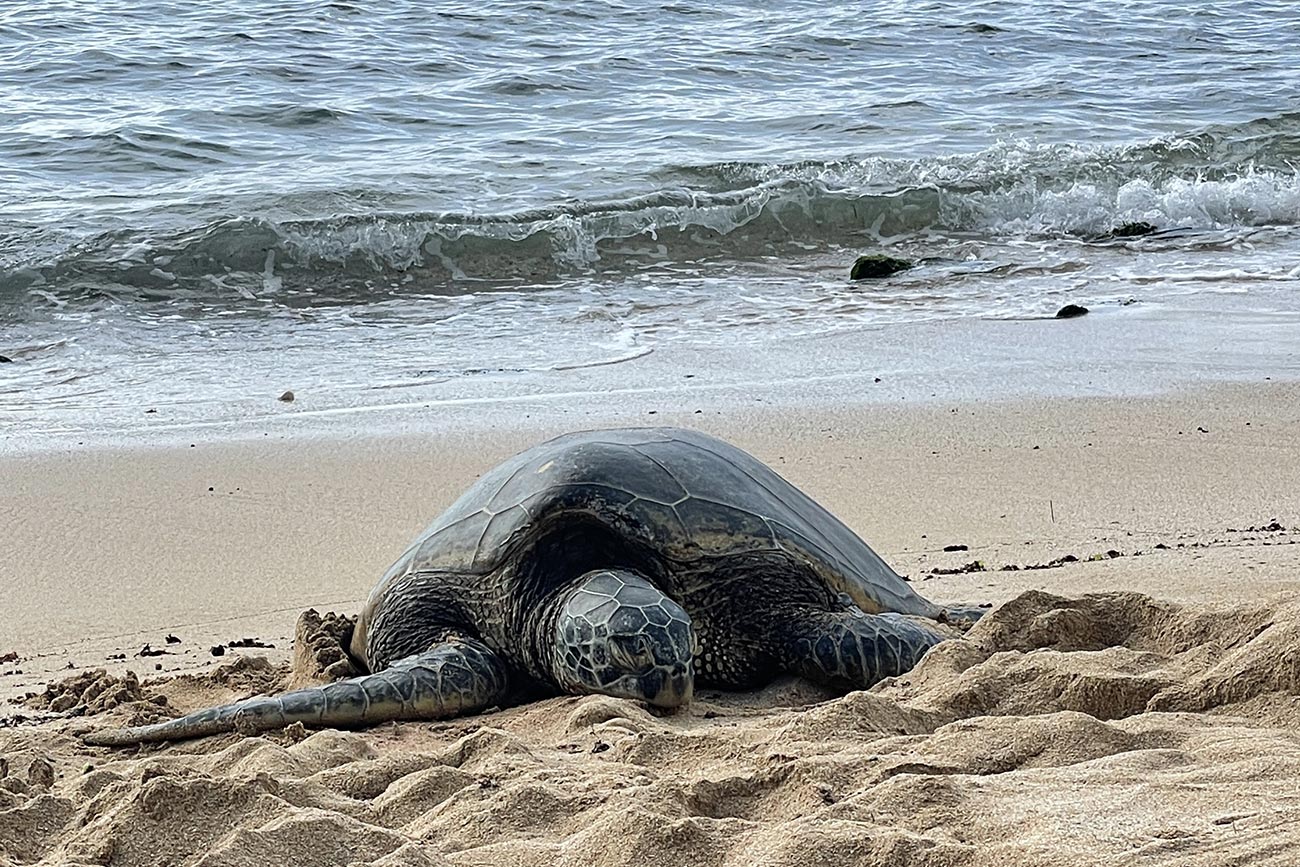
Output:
(3, 0), (1300, 441)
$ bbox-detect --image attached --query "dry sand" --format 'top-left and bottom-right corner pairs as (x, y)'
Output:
(3, 383), (1300, 866)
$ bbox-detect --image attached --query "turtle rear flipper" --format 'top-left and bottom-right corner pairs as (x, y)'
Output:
(82, 637), (507, 747)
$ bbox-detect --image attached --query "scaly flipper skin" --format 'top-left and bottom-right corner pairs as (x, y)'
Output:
(82, 637), (506, 747)
(782, 609), (945, 690)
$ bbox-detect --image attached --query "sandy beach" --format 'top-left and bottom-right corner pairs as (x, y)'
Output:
(3, 382), (1300, 866)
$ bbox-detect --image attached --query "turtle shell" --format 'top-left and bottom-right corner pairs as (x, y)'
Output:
(368, 427), (937, 620)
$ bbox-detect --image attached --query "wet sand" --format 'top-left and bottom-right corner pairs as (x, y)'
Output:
(3, 383), (1300, 866)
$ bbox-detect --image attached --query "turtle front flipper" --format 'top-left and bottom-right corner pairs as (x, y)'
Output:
(781, 608), (945, 690)
(82, 637), (508, 747)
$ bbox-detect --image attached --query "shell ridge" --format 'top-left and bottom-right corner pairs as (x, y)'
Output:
(678, 433), (904, 588)
(626, 442), (693, 502)
(670, 435), (866, 567)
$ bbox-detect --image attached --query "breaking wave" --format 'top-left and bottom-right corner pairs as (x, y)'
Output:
(5, 119), (1299, 307)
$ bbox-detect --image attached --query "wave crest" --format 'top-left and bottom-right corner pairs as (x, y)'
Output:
(5, 124), (1299, 305)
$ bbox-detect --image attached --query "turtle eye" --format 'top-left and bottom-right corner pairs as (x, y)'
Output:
(608, 636), (653, 673)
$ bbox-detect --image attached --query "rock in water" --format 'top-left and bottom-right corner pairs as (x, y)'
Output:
(850, 254), (913, 280)
(1055, 304), (1089, 319)
(278, 390), (295, 402)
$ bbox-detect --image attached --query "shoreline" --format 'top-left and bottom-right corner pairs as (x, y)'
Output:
(5, 301), (1299, 455)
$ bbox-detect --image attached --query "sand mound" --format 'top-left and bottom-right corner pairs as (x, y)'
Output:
(289, 610), (359, 690)
(885, 591), (1300, 726)
(5, 591), (1300, 866)
(23, 670), (172, 732)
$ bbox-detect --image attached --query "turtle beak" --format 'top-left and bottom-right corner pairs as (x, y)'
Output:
(648, 661), (694, 708)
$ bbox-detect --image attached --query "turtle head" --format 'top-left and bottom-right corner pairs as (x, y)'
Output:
(551, 569), (695, 708)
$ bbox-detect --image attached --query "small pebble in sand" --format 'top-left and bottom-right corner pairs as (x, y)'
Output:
(279, 390), (295, 402)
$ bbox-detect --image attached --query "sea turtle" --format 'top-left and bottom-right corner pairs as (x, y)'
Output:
(84, 427), (980, 746)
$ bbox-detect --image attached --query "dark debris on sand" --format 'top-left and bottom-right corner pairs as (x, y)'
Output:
(227, 637), (276, 649)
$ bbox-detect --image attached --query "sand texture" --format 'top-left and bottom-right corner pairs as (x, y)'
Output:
(3, 384), (1300, 865)
(4, 590), (1300, 867)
